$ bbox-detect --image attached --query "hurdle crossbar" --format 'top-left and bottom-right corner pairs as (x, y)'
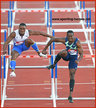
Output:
(54, 29), (94, 32)
(5, 98), (53, 100)
(5, 97), (95, 100)
(1, 22), (95, 26)
(1, 29), (7, 32)
(14, 65), (95, 69)
(1, 54), (95, 58)
(1, 9), (95, 12)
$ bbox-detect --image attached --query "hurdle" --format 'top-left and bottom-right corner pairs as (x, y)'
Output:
(2, 54), (94, 69)
(1, 5), (95, 26)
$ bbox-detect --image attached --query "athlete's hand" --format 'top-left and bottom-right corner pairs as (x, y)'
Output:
(3, 50), (7, 55)
(75, 60), (79, 64)
(42, 49), (47, 55)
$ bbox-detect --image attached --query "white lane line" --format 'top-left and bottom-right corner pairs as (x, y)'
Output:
(51, 78), (56, 107)
(44, 88), (63, 89)
(3, 82), (95, 87)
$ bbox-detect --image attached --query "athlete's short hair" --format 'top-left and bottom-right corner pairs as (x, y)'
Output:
(67, 30), (74, 35)
(19, 23), (26, 27)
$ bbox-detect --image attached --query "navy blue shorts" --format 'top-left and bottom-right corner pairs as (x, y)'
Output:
(62, 51), (78, 69)
(12, 41), (30, 55)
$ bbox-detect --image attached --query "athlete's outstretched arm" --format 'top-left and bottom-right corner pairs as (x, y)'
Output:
(75, 40), (83, 64)
(3, 32), (16, 55)
(29, 30), (53, 38)
(42, 37), (65, 54)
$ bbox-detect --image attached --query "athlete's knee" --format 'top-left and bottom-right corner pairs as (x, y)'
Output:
(25, 39), (34, 45)
(59, 50), (67, 57)
(57, 52), (62, 57)
(69, 69), (76, 79)
(55, 52), (62, 63)
(11, 51), (19, 60)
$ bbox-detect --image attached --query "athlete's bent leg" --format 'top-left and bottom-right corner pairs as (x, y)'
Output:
(25, 39), (40, 55)
(47, 50), (67, 69)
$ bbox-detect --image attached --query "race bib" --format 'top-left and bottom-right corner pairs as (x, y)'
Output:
(68, 49), (77, 55)
(15, 41), (24, 45)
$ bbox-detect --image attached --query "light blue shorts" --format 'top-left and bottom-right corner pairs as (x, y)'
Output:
(12, 41), (30, 55)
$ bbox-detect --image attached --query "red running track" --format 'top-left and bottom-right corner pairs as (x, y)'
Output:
(1, 1), (95, 107)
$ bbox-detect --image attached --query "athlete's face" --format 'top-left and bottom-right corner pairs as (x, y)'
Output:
(19, 25), (26, 35)
(67, 33), (74, 42)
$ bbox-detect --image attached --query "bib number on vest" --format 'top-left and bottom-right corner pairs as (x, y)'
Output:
(68, 49), (77, 55)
